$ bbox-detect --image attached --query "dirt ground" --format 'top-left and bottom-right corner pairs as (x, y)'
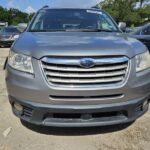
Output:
(0, 48), (150, 150)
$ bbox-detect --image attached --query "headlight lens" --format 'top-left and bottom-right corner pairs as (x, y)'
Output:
(136, 51), (150, 72)
(8, 51), (33, 74)
(13, 35), (19, 39)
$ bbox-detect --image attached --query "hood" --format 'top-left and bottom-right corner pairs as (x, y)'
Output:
(12, 32), (147, 59)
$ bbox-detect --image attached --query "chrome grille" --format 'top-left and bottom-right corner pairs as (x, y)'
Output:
(41, 56), (129, 87)
(0, 35), (12, 40)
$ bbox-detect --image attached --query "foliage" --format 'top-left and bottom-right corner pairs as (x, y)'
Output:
(0, 6), (35, 25)
(0, 1), (150, 27)
(100, 0), (150, 26)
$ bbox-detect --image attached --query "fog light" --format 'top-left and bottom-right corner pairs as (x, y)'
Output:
(143, 100), (148, 109)
(13, 103), (23, 112)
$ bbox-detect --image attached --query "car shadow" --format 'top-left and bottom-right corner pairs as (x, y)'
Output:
(21, 120), (134, 136)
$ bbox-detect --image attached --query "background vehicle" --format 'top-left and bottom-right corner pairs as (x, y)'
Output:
(18, 23), (28, 32)
(5, 7), (150, 127)
(0, 22), (8, 31)
(131, 23), (150, 51)
(125, 27), (141, 34)
(125, 27), (134, 33)
(0, 26), (20, 47)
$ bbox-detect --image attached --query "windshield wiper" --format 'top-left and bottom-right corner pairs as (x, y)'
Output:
(29, 29), (116, 32)
(68, 28), (116, 32)
(82, 29), (114, 32)
(29, 29), (67, 32)
(96, 29), (114, 32)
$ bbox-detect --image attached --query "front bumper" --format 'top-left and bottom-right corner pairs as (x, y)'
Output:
(9, 95), (149, 127)
(5, 56), (150, 127)
(0, 40), (14, 47)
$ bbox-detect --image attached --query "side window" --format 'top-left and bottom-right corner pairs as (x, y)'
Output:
(142, 26), (150, 35)
(98, 14), (116, 31)
(31, 12), (45, 30)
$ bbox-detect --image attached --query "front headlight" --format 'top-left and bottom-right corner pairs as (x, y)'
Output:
(8, 51), (34, 74)
(11, 35), (19, 40)
(13, 35), (19, 39)
(136, 51), (150, 72)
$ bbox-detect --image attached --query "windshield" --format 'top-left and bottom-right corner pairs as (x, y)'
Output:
(29, 9), (118, 32)
(2, 27), (19, 33)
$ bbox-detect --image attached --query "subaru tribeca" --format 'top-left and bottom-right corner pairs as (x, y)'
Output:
(5, 7), (150, 127)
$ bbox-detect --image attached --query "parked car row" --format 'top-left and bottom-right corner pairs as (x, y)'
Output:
(0, 22), (8, 31)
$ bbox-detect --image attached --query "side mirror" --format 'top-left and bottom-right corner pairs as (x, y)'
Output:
(118, 22), (126, 32)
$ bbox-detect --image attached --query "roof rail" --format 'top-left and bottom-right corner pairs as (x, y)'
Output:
(91, 5), (101, 9)
(41, 5), (49, 9)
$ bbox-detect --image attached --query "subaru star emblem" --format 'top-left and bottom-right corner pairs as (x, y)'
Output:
(80, 58), (95, 69)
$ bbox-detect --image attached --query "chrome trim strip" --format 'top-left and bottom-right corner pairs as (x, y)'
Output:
(43, 64), (128, 72)
(45, 70), (126, 78)
(48, 76), (124, 84)
(42, 56), (129, 65)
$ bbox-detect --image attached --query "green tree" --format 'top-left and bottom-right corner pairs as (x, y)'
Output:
(0, 6), (31, 25)
(100, 0), (150, 26)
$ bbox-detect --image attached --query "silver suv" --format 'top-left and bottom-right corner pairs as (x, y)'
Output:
(5, 7), (150, 127)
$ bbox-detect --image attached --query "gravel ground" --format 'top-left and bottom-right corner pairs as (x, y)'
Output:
(0, 48), (150, 150)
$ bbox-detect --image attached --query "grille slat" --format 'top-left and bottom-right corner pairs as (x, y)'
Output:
(41, 56), (129, 87)
(48, 76), (124, 84)
(43, 64), (128, 72)
(45, 70), (126, 78)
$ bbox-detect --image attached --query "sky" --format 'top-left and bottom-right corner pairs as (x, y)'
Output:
(0, 0), (102, 14)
